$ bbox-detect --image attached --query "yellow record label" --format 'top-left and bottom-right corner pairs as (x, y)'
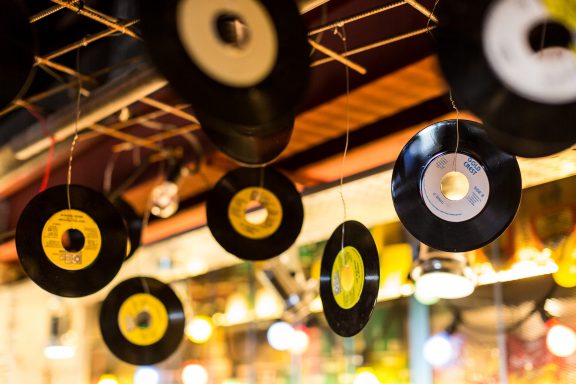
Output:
(331, 246), (365, 309)
(228, 187), (283, 240)
(41, 209), (101, 271)
(544, 0), (576, 30)
(118, 293), (169, 346)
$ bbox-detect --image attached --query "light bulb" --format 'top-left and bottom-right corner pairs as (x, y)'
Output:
(255, 290), (282, 319)
(267, 321), (295, 351)
(353, 370), (380, 384)
(225, 293), (249, 324)
(98, 374), (119, 384)
(185, 316), (214, 344)
(182, 364), (208, 384)
(547, 323), (576, 357)
(290, 329), (310, 354)
(423, 332), (455, 367)
(44, 345), (75, 360)
(134, 367), (159, 384)
(150, 181), (179, 218)
(414, 287), (440, 305)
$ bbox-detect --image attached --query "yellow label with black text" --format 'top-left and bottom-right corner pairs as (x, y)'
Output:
(331, 246), (365, 309)
(228, 187), (283, 239)
(41, 209), (101, 271)
(118, 293), (168, 346)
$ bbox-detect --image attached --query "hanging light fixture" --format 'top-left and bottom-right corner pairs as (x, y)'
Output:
(411, 245), (477, 300)
(150, 157), (184, 218)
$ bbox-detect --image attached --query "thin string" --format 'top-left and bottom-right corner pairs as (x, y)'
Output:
(66, 49), (82, 212)
(103, 151), (119, 195)
(334, 24), (351, 252)
(251, 165), (266, 204)
(449, 91), (460, 171)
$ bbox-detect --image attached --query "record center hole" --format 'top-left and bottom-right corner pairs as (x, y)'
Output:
(440, 171), (469, 201)
(245, 200), (268, 225)
(61, 229), (85, 253)
(528, 21), (572, 53)
(340, 264), (355, 292)
(215, 13), (250, 49)
(136, 311), (151, 329)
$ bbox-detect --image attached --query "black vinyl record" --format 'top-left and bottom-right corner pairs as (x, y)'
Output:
(436, 0), (576, 157)
(141, 0), (310, 126)
(198, 109), (294, 166)
(391, 119), (522, 252)
(0, 0), (35, 109)
(206, 167), (303, 260)
(113, 198), (143, 261)
(99, 276), (185, 365)
(320, 220), (380, 337)
(15, 185), (127, 297)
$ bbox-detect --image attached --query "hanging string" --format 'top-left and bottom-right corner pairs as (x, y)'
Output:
(333, 24), (351, 251)
(66, 49), (82, 211)
(103, 151), (119, 195)
(449, 91), (460, 171)
(22, 105), (55, 192)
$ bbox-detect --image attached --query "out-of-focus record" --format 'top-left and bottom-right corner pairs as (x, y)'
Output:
(198, 109), (294, 166)
(113, 198), (143, 261)
(99, 276), (185, 365)
(141, 0), (310, 125)
(436, 0), (576, 157)
(320, 220), (380, 337)
(15, 185), (127, 297)
(206, 167), (303, 260)
(0, 0), (35, 109)
(391, 119), (522, 252)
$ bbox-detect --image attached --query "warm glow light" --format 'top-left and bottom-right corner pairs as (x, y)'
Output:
(290, 329), (310, 354)
(353, 370), (380, 384)
(547, 324), (576, 357)
(98, 374), (119, 384)
(423, 332), (455, 367)
(415, 272), (475, 299)
(267, 321), (295, 351)
(255, 290), (282, 319)
(414, 288), (439, 306)
(150, 181), (179, 218)
(44, 345), (75, 360)
(134, 367), (160, 384)
(185, 316), (214, 344)
(225, 293), (249, 324)
(182, 364), (208, 384)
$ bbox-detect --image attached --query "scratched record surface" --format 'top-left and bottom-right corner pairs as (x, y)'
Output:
(392, 120), (522, 252)
(99, 277), (185, 365)
(141, 0), (309, 125)
(198, 109), (294, 165)
(320, 220), (380, 337)
(113, 198), (143, 261)
(15, 185), (127, 297)
(436, 0), (576, 157)
(206, 167), (303, 260)
(0, 0), (35, 109)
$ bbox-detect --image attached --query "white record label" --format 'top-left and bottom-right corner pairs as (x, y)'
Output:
(177, 0), (278, 88)
(483, 0), (576, 104)
(421, 153), (490, 223)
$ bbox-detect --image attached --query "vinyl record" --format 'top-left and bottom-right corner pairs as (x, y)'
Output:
(320, 220), (380, 337)
(141, 0), (310, 126)
(391, 119), (522, 252)
(0, 0), (35, 109)
(198, 109), (294, 166)
(15, 185), (127, 297)
(206, 167), (303, 260)
(99, 276), (185, 365)
(436, 0), (576, 157)
(113, 198), (143, 261)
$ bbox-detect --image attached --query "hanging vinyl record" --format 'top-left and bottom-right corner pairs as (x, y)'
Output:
(206, 167), (303, 261)
(198, 109), (294, 166)
(436, 0), (576, 157)
(15, 185), (127, 297)
(99, 276), (185, 365)
(320, 220), (380, 337)
(0, 0), (35, 109)
(391, 120), (522, 252)
(141, 0), (310, 126)
(113, 198), (143, 261)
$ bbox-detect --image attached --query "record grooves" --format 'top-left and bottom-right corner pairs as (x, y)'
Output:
(320, 220), (380, 337)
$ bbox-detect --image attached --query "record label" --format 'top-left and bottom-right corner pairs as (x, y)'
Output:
(483, 0), (576, 104)
(177, 0), (277, 87)
(41, 209), (101, 271)
(228, 187), (282, 239)
(118, 293), (169, 346)
(421, 153), (490, 223)
(331, 246), (365, 310)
